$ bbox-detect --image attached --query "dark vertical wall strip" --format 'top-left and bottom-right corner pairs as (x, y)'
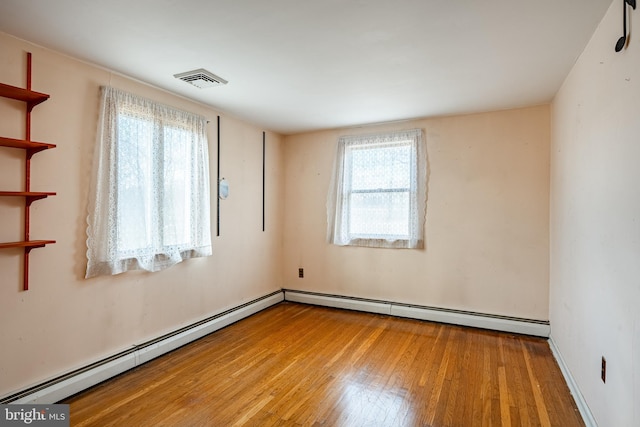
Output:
(262, 131), (266, 232)
(217, 115), (221, 237)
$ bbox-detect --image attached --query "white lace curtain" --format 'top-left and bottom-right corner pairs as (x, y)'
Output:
(327, 129), (426, 249)
(85, 86), (212, 278)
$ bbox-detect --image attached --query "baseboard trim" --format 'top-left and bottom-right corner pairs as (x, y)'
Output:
(283, 289), (550, 337)
(548, 336), (597, 427)
(1, 290), (284, 405)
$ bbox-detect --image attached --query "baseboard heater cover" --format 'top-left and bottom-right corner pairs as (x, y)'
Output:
(1, 291), (284, 405)
(283, 289), (550, 337)
(3, 289), (549, 404)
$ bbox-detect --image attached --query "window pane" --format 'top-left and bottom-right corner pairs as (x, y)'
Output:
(116, 114), (153, 253)
(162, 126), (192, 247)
(86, 86), (212, 278)
(349, 191), (410, 238)
(350, 143), (411, 191)
(327, 128), (424, 249)
(347, 141), (412, 239)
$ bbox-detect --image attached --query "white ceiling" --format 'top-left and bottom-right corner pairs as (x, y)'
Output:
(0, 0), (612, 135)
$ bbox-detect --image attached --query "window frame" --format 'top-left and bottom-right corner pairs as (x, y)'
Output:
(114, 108), (196, 256)
(327, 129), (427, 249)
(85, 86), (212, 278)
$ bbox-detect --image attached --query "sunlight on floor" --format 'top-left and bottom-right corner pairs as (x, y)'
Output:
(337, 373), (414, 426)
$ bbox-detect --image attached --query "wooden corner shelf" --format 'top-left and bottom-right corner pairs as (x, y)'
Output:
(0, 52), (55, 291)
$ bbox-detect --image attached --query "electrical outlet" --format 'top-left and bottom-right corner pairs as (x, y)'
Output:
(601, 357), (606, 383)
(298, 268), (304, 278)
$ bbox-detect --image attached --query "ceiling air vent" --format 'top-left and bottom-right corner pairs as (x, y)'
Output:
(174, 68), (228, 89)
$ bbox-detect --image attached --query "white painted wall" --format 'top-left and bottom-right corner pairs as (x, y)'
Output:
(5, 3), (638, 423)
(283, 106), (550, 321)
(550, 0), (640, 425)
(0, 33), (284, 398)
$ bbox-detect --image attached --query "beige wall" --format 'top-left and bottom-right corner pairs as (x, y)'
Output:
(283, 106), (550, 320)
(550, 0), (640, 425)
(0, 33), (284, 397)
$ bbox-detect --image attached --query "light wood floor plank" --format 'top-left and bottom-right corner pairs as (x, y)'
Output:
(63, 302), (584, 426)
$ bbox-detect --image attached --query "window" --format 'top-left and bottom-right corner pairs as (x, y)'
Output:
(86, 86), (212, 278)
(327, 129), (426, 249)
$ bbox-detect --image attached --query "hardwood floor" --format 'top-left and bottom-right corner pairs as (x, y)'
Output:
(63, 302), (583, 426)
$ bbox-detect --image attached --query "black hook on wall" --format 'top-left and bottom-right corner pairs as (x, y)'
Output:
(615, 0), (637, 52)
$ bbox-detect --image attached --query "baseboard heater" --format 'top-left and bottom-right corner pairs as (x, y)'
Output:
(283, 289), (550, 338)
(0, 291), (284, 405)
(2, 288), (550, 405)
